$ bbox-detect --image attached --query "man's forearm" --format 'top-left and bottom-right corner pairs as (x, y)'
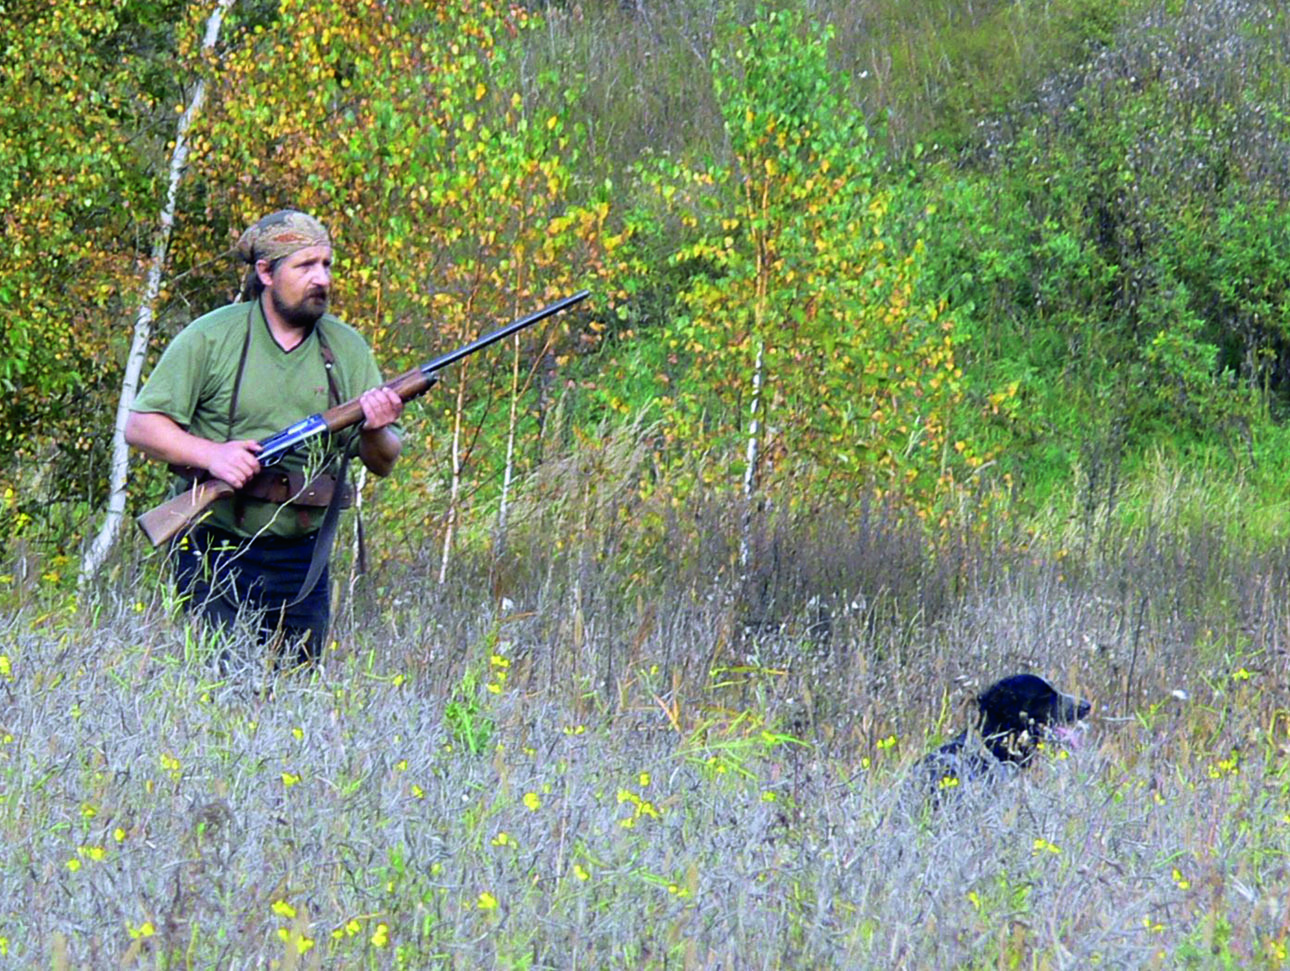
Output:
(358, 426), (402, 477)
(125, 411), (213, 468)
(125, 411), (262, 487)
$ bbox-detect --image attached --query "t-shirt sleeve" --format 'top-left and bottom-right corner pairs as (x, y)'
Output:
(130, 326), (210, 427)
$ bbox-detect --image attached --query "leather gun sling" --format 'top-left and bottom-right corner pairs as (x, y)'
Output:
(226, 303), (363, 608)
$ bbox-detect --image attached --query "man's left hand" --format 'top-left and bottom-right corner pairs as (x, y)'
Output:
(359, 387), (404, 431)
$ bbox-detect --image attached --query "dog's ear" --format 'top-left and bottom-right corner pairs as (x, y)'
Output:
(979, 680), (1040, 733)
(975, 681), (1015, 728)
(1008, 676), (1062, 725)
(1031, 684), (1065, 726)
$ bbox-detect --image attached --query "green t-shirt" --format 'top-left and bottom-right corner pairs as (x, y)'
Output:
(132, 299), (384, 538)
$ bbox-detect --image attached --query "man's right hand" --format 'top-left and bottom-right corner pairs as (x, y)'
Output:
(125, 411), (262, 487)
(206, 440), (262, 488)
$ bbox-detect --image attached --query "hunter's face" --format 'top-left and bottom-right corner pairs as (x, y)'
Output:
(263, 244), (332, 327)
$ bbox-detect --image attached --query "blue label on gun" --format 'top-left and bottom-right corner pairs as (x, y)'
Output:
(258, 413), (327, 465)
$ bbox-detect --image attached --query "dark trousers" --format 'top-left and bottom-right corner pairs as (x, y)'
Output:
(172, 526), (330, 667)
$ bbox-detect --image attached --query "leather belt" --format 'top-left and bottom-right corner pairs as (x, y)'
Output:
(170, 465), (352, 509)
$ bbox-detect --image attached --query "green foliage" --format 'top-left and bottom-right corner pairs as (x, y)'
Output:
(444, 669), (496, 757)
(4, 0), (1290, 570)
(1172, 197), (1290, 405)
(907, 1), (1290, 507)
(444, 650), (508, 756)
(0, 1), (184, 538)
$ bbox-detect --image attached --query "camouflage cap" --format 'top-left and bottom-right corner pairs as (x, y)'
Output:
(235, 209), (331, 265)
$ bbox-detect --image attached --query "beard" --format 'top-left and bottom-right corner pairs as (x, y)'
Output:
(271, 286), (328, 328)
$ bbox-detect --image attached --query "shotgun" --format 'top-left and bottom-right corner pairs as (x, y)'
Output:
(136, 290), (590, 546)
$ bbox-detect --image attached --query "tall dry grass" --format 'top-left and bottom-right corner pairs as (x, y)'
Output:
(5, 453), (1290, 967)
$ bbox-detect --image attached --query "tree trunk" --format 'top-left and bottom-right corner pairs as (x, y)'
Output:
(739, 337), (765, 571)
(495, 333), (522, 553)
(439, 371), (468, 585)
(80, 0), (236, 585)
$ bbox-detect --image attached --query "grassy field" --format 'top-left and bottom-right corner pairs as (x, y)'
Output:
(6, 1), (1290, 964)
(4, 478), (1290, 969)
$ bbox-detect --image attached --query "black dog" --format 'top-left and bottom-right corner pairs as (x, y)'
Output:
(921, 674), (1091, 798)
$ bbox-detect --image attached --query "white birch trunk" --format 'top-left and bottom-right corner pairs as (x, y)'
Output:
(738, 337), (765, 571)
(439, 378), (467, 585)
(495, 334), (522, 549)
(341, 464), (368, 623)
(80, 0), (235, 585)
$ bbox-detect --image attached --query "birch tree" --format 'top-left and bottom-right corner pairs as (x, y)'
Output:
(80, 0), (236, 584)
(659, 10), (966, 529)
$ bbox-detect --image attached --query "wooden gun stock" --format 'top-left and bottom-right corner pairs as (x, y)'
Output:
(136, 477), (237, 546)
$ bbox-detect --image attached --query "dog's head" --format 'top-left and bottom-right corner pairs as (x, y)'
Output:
(974, 674), (1091, 765)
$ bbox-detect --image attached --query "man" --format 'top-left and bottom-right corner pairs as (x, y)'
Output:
(126, 210), (403, 667)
